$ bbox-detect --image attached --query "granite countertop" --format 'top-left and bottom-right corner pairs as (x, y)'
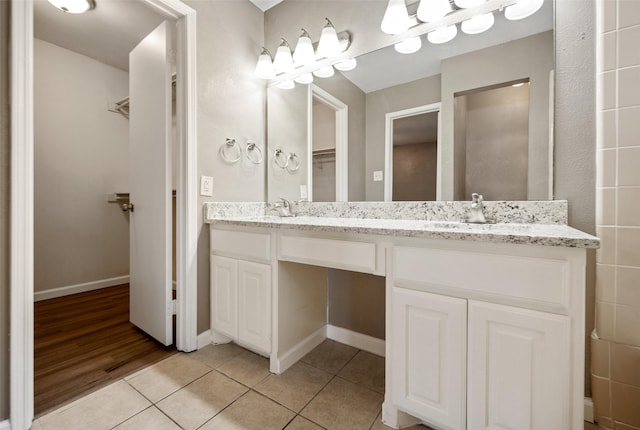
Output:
(206, 215), (600, 249)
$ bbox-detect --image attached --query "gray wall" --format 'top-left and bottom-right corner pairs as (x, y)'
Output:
(393, 141), (438, 201)
(34, 38), (130, 294)
(1, 0), (9, 420)
(186, 0), (266, 334)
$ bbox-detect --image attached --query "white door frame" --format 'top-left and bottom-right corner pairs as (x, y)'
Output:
(308, 84), (348, 202)
(384, 103), (442, 202)
(9, 1), (198, 428)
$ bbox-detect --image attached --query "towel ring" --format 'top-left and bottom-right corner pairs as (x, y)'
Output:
(273, 148), (288, 169)
(220, 138), (241, 163)
(245, 142), (263, 164)
(286, 152), (300, 172)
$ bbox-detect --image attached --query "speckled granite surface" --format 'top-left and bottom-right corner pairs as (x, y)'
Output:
(203, 201), (599, 249)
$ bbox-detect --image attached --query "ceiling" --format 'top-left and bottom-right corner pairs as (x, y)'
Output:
(248, 0), (284, 11)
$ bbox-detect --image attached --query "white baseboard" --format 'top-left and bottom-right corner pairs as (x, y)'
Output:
(584, 397), (594, 423)
(0, 419), (11, 430)
(34, 276), (130, 302)
(275, 326), (327, 374)
(327, 325), (386, 357)
(197, 330), (212, 350)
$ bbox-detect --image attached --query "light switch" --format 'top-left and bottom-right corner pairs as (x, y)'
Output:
(300, 185), (308, 200)
(373, 171), (383, 182)
(200, 176), (213, 197)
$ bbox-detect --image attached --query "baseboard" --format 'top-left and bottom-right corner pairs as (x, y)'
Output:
(584, 397), (594, 423)
(0, 419), (11, 430)
(34, 276), (130, 302)
(275, 326), (327, 374)
(197, 330), (212, 350)
(326, 325), (386, 357)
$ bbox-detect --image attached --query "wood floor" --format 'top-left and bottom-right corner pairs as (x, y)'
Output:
(34, 284), (177, 416)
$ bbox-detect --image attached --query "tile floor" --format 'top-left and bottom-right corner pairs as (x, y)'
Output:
(32, 338), (602, 430)
(32, 340), (428, 430)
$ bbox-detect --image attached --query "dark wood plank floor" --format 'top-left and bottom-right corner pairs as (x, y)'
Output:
(34, 284), (177, 416)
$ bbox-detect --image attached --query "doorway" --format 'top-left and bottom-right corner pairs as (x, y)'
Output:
(10, 0), (198, 428)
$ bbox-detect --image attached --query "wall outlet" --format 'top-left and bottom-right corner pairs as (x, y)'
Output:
(200, 176), (213, 197)
(373, 170), (383, 182)
(300, 185), (308, 200)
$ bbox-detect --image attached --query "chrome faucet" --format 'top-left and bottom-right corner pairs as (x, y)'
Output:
(467, 193), (487, 224)
(273, 197), (295, 217)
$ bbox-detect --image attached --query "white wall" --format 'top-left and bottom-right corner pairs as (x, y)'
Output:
(34, 38), (130, 295)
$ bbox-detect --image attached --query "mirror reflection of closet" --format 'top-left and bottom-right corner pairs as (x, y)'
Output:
(312, 98), (336, 202)
(454, 80), (530, 201)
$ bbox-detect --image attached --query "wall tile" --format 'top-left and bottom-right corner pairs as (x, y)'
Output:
(601, 0), (617, 32)
(598, 301), (617, 340)
(597, 226), (617, 265)
(602, 32), (618, 71)
(597, 263), (617, 303)
(593, 337), (611, 377)
(619, 0), (640, 28)
(593, 374), (612, 418)
(619, 66), (640, 108)
(617, 266), (640, 306)
(603, 71), (618, 110)
(612, 382), (640, 426)
(611, 343), (640, 386)
(616, 227), (640, 267)
(597, 188), (617, 226)
(618, 188), (640, 226)
(619, 26), (640, 67)
(619, 148), (640, 186)
(598, 149), (617, 188)
(618, 107), (640, 147)
(615, 304), (640, 345)
(600, 109), (617, 149)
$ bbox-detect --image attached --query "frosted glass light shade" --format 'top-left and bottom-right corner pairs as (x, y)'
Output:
(293, 29), (316, 67)
(254, 48), (275, 80)
(461, 12), (494, 34)
(294, 73), (314, 84)
(427, 25), (458, 44)
(505, 0), (544, 20)
(313, 66), (335, 78)
(47, 0), (93, 13)
(394, 36), (422, 54)
(417, 0), (452, 23)
(334, 58), (357, 71)
(381, 0), (410, 35)
(454, 0), (485, 8)
(273, 39), (295, 74)
(275, 80), (295, 90)
(317, 19), (342, 59)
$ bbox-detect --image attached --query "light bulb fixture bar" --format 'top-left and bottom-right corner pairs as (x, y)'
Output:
(254, 18), (354, 88)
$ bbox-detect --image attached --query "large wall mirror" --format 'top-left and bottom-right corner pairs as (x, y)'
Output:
(267, 0), (554, 203)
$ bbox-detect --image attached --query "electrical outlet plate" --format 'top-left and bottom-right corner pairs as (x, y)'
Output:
(373, 171), (383, 182)
(300, 185), (308, 200)
(200, 176), (213, 197)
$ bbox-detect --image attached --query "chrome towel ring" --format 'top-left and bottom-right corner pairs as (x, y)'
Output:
(220, 138), (242, 163)
(287, 153), (300, 172)
(245, 142), (263, 164)
(273, 148), (288, 169)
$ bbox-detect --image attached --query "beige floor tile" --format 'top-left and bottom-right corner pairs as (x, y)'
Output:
(585, 421), (607, 429)
(255, 361), (333, 412)
(301, 377), (383, 430)
(190, 342), (246, 369)
(113, 406), (181, 430)
(38, 380), (151, 430)
(301, 339), (359, 375)
(156, 370), (248, 430)
(217, 349), (270, 387)
(29, 419), (44, 430)
(285, 415), (326, 429)
(369, 413), (431, 430)
(125, 353), (212, 403)
(199, 391), (296, 430)
(338, 351), (385, 394)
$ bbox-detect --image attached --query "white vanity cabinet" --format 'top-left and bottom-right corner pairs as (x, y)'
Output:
(210, 227), (273, 355)
(387, 239), (585, 430)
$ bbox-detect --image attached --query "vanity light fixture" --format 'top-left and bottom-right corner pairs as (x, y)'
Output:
(505, 0), (544, 20)
(461, 11), (495, 34)
(254, 47), (276, 80)
(313, 65), (335, 78)
(294, 73), (314, 84)
(334, 58), (357, 71)
(417, 0), (452, 23)
(317, 18), (342, 59)
(394, 36), (422, 54)
(454, 0), (486, 8)
(427, 24), (458, 44)
(275, 79), (295, 90)
(273, 39), (295, 75)
(47, 0), (94, 13)
(381, 0), (411, 35)
(293, 29), (316, 66)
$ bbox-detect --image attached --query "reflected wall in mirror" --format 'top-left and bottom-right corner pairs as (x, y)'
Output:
(266, 0), (554, 202)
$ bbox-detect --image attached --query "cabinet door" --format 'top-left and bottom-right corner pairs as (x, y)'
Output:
(238, 261), (272, 354)
(467, 301), (570, 430)
(391, 287), (467, 430)
(211, 256), (238, 339)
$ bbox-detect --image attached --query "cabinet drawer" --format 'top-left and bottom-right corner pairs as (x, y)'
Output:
(210, 228), (271, 262)
(393, 245), (570, 311)
(279, 234), (379, 274)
